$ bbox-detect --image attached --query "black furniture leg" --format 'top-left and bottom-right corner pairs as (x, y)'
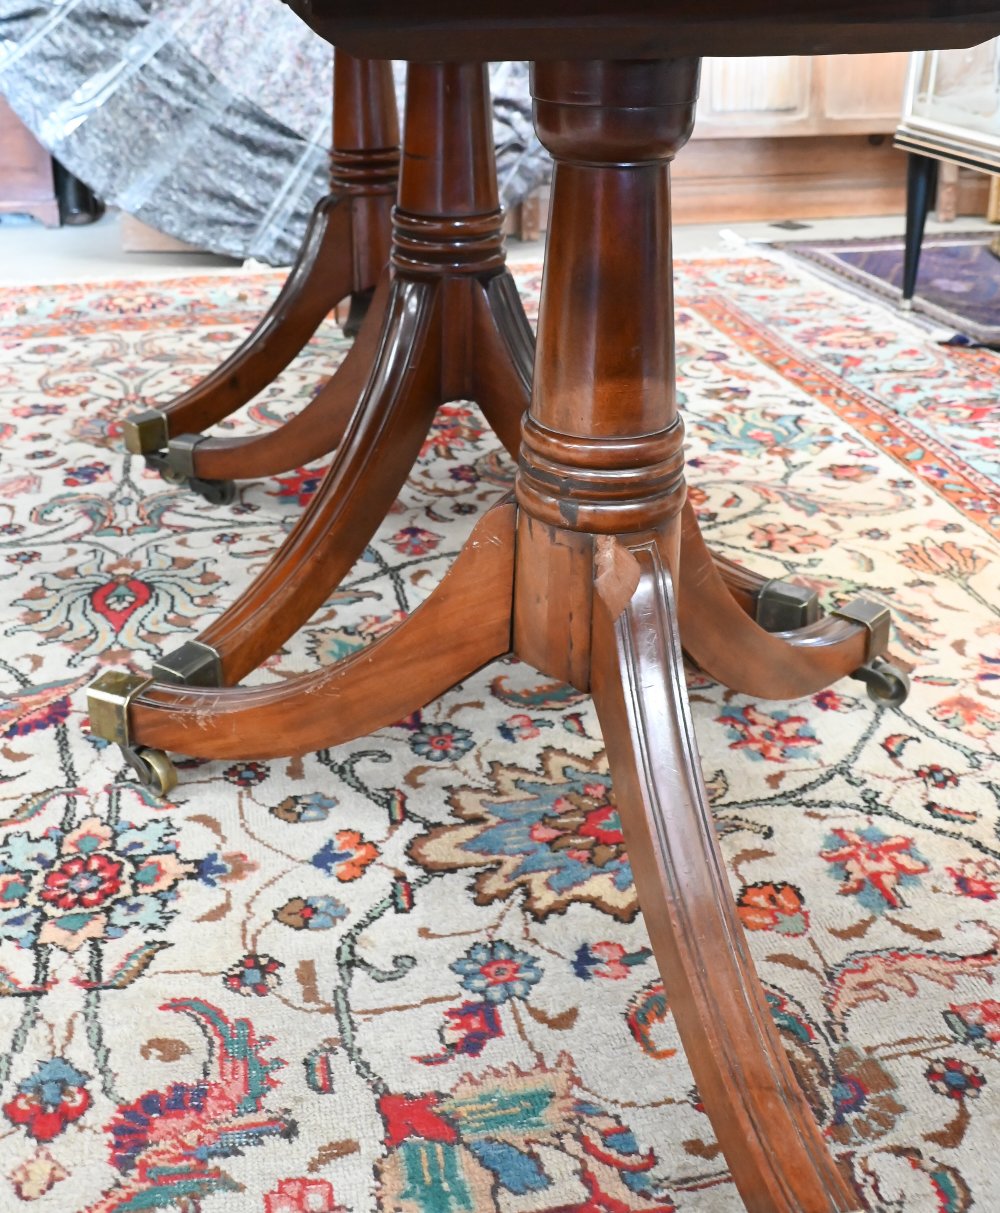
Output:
(54, 161), (104, 226)
(902, 152), (939, 307)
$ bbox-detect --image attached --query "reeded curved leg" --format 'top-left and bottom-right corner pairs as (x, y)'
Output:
(161, 262), (536, 688)
(123, 196), (355, 458)
(124, 501), (514, 760)
(89, 62), (527, 781)
(698, 507), (832, 630)
(591, 534), (858, 1213)
(178, 272), (393, 482)
(189, 260), (534, 482)
(196, 278), (443, 685)
(708, 538), (810, 616)
(124, 51), (399, 477)
(678, 502), (875, 698)
(471, 271), (534, 459)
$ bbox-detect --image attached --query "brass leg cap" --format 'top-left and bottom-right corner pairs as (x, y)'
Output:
(87, 671), (153, 747)
(122, 409), (168, 455)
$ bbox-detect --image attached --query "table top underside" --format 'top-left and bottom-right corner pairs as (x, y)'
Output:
(290, 2), (1000, 61)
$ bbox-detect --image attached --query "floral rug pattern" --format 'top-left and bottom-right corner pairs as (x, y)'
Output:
(0, 253), (997, 1212)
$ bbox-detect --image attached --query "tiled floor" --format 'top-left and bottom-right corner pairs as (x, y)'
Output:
(0, 207), (995, 289)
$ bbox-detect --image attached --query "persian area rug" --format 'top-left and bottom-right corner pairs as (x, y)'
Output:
(777, 231), (1000, 346)
(0, 253), (998, 1213)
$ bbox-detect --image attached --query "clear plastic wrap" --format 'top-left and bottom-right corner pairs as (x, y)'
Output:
(0, 0), (551, 263)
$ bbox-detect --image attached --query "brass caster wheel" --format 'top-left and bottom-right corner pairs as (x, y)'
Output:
(851, 657), (910, 707)
(189, 476), (237, 506)
(142, 439), (235, 504)
(88, 673), (177, 795)
(121, 745), (178, 797)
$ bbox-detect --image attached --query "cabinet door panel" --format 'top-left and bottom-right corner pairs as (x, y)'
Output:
(707, 56), (810, 116)
(0, 97), (58, 224)
(694, 52), (910, 139)
(819, 52), (909, 124)
(696, 57), (812, 136)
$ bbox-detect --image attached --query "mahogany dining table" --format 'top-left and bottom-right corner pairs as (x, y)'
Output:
(87, 4), (1000, 1210)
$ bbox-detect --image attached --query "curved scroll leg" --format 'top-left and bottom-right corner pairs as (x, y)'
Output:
(93, 61), (532, 772)
(471, 270), (535, 460)
(678, 503), (878, 699)
(168, 272), (394, 484)
(591, 534), (859, 1213)
(182, 278), (443, 686)
(697, 504), (823, 630)
(95, 501), (514, 762)
(123, 195), (356, 457)
(125, 50), (400, 495)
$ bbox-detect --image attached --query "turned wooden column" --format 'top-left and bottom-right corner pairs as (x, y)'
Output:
(329, 50), (399, 317)
(513, 60), (860, 1213)
(183, 62), (511, 686)
(514, 60), (697, 688)
(392, 63), (503, 249)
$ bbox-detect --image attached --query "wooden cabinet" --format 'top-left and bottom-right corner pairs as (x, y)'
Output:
(514, 52), (929, 234)
(693, 52), (911, 138)
(669, 52), (933, 223)
(0, 96), (59, 227)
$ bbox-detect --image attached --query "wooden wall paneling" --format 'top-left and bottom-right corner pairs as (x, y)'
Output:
(510, 141), (991, 235)
(696, 56), (812, 135)
(671, 135), (907, 221)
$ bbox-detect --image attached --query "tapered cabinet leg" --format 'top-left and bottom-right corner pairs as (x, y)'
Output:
(902, 152), (938, 305)
(591, 535), (859, 1213)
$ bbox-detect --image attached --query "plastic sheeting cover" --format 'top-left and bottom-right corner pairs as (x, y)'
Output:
(0, 0), (550, 263)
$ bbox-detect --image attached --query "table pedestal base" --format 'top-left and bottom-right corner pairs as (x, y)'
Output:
(148, 62), (532, 691)
(122, 51), (399, 501)
(87, 55), (918, 1213)
(92, 492), (870, 1212)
